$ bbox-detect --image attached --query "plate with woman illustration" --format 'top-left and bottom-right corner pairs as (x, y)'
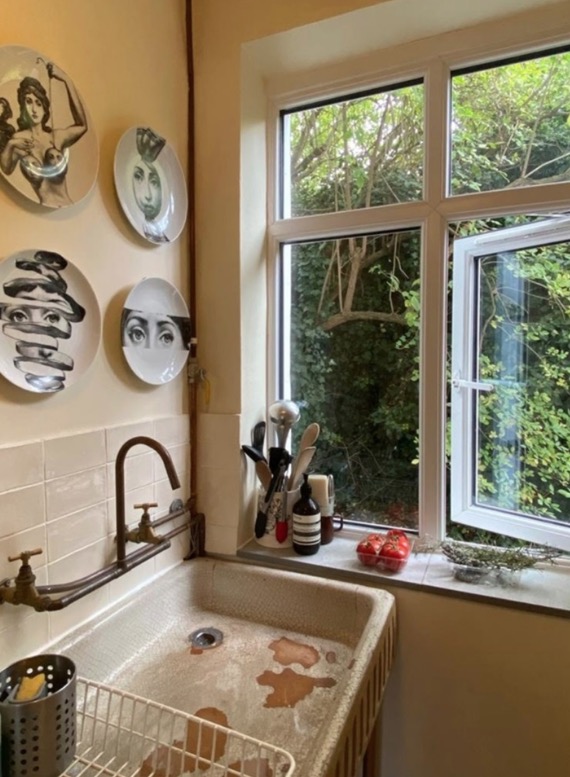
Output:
(0, 249), (101, 393)
(121, 277), (191, 385)
(114, 126), (188, 245)
(0, 45), (98, 209)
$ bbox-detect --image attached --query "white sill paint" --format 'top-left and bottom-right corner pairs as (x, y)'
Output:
(238, 527), (570, 619)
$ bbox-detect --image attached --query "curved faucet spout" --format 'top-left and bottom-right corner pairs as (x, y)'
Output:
(115, 436), (181, 567)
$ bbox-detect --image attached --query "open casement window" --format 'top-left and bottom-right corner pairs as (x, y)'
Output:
(451, 217), (570, 551)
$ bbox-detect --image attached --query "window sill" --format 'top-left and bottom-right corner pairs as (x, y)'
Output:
(237, 527), (570, 619)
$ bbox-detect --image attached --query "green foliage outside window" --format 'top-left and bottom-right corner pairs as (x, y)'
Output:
(284, 51), (570, 532)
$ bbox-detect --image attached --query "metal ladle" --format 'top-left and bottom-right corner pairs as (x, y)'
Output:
(268, 400), (300, 448)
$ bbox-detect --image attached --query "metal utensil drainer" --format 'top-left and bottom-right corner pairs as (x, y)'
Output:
(0, 654), (76, 777)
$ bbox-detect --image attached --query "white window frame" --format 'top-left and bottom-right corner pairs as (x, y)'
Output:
(451, 217), (570, 551)
(266, 12), (570, 546)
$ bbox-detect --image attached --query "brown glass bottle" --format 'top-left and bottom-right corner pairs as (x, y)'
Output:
(292, 474), (321, 555)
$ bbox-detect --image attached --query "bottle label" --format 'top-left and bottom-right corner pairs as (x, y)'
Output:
(292, 511), (321, 548)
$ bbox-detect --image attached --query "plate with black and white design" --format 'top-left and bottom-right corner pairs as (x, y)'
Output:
(0, 45), (98, 209)
(0, 248), (101, 392)
(121, 277), (191, 385)
(114, 127), (188, 245)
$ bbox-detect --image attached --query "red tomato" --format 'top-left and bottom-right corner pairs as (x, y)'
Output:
(386, 529), (411, 552)
(356, 538), (383, 567)
(378, 539), (409, 572)
(366, 532), (386, 546)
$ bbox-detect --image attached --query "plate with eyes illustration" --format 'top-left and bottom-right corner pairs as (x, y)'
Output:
(0, 45), (99, 209)
(121, 277), (191, 385)
(0, 248), (101, 393)
(114, 126), (188, 245)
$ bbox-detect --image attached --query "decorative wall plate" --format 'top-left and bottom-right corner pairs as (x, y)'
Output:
(114, 127), (188, 245)
(0, 45), (98, 209)
(0, 249), (101, 393)
(121, 277), (190, 385)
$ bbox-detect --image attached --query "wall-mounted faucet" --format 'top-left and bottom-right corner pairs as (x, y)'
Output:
(126, 502), (163, 544)
(115, 436), (180, 568)
(0, 436), (192, 612)
(0, 549), (52, 611)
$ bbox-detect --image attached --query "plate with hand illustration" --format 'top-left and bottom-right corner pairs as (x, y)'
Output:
(121, 277), (191, 385)
(0, 248), (101, 393)
(0, 45), (98, 209)
(114, 126), (188, 245)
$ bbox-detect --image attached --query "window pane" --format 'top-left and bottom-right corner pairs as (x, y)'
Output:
(474, 242), (570, 524)
(450, 50), (570, 195)
(284, 230), (420, 528)
(447, 215), (545, 548)
(283, 83), (424, 218)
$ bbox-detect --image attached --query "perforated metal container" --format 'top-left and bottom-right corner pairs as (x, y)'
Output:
(0, 654), (76, 777)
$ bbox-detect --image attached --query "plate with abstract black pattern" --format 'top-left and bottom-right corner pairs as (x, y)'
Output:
(0, 248), (101, 392)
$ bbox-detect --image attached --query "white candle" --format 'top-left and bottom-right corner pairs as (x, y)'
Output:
(308, 474), (329, 515)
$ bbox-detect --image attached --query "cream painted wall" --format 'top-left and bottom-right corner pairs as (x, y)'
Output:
(380, 586), (570, 777)
(193, 1), (570, 776)
(0, 2), (192, 664)
(1, 0), (189, 443)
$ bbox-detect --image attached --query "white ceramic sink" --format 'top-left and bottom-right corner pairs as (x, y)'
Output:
(54, 558), (396, 777)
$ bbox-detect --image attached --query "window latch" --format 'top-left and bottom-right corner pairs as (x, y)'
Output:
(452, 375), (494, 392)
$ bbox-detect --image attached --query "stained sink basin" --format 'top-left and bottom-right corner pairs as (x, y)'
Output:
(54, 558), (396, 777)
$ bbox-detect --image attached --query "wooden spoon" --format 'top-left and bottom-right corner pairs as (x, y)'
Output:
(288, 422), (320, 489)
(288, 446), (317, 491)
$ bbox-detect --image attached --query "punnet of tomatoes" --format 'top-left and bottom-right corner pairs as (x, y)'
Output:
(356, 529), (412, 573)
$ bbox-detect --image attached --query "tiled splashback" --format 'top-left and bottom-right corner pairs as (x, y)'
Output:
(0, 415), (190, 668)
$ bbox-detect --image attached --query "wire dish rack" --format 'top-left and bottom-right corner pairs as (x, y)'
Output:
(63, 677), (295, 777)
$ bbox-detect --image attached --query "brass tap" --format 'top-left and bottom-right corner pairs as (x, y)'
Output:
(0, 549), (53, 611)
(126, 502), (163, 544)
(115, 436), (181, 568)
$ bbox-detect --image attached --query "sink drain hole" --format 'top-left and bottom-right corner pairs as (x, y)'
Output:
(188, 627), (224, 649)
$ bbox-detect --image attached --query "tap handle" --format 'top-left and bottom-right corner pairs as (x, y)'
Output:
(8, 548), (43, 565)
(133, 502), (158, 512)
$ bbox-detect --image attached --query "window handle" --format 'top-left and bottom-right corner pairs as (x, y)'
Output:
(452, 375), (494, 392)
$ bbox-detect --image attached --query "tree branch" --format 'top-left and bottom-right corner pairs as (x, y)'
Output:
(321, 310), (407, 331)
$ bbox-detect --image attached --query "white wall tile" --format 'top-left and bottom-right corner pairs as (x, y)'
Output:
(154, 477), (187, 514)
(45, 431), (106, 479)
(47, 503), (108, 564)
(106, 452), (154, 499)
(105, 422), (154, 462)
(0, 612), (50, 667)
(47, 537), (110, 586)
(45, 467), (107, 521)
(0, 441), (43, 492)
(153, 528), (189, 573)
(106, 484), (159, 536)
(0, 416), (199, 658)
(155, 442), (190, 483)
(0, 484), (45, 539)
(153, 415), (190, 446)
